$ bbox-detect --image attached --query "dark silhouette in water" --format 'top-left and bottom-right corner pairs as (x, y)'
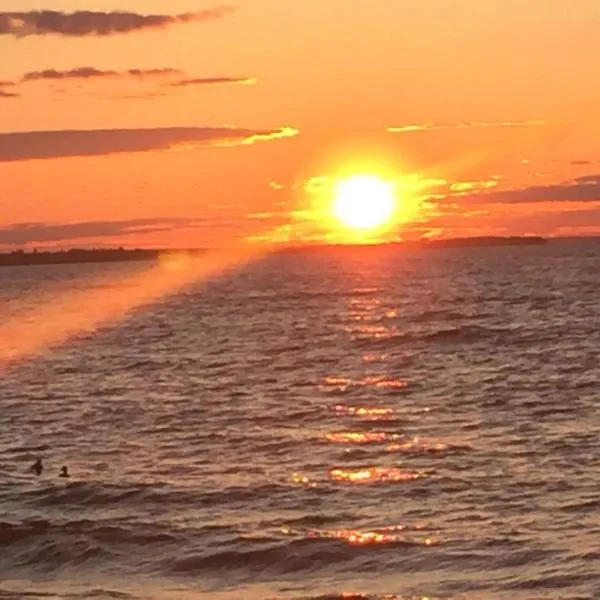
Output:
(59, 466), (70, 478)
(30, 458), (43, 476)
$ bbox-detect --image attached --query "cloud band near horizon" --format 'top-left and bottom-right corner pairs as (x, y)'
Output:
(0, 7), (235, 37)
(0, 126), (299, 162)
(21, 67), (183, 82)
(0, 218), (192, 246)
(448, 174), (600, 205)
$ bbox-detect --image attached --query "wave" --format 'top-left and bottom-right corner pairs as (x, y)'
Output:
(170, 534), (434, 576)
(0, 587), (134, 599)
(0, 518), (178, 549)
(352, 324), (518, 348)
(3, 480), (341, 521)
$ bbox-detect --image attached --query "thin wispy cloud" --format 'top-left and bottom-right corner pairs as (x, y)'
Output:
(388, 120), (546, 133)
(169, 77), (257, 87)
(0, 80), (18, 96)
(0, 7), (235, 37)
(108, 92), (170, 101)
(0, 126), (299, 162)
(450, 179), (501, 193)
(9, 68), (252, 98)
(21, 67), (183, 82)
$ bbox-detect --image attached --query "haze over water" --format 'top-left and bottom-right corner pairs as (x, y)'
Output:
(1, 240), (599, 600)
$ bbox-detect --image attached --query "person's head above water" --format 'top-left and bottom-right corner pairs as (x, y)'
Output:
(59, 466), (69, 478)
(30, 458), (43, 475)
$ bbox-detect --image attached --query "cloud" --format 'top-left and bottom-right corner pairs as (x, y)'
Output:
(446, 173), (600, 205)
(169, 76), (257, 87)
(0, 216), (254, 247)
(0, 89), (19, 98)
(21, 67), (182, 82)
(0, 126), (299, 162)
(449, 179), (501, 193)
(388, 120), (546, 133)
(0, 218), (194, 245)
(573, 174), (600, 185)
(0, 7), (235, 37)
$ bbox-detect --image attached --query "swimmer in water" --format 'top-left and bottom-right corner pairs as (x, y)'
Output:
(59, 466), (69, 478)
(30, 458), (43, 476)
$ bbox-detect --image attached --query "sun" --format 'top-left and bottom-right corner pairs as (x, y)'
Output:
(332, 175), (396, 231)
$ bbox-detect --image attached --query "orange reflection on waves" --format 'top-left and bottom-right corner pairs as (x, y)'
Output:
(351, 324), (395, 339)
(281, 523), (440, 548)
(325, 431), (396, 444)
(324, 376), (352, 391)
(329, 466), (425, 484)
(306, 528), (439, 547)
(308, 528), (396, 545)
(386, 437), (471, 455)
(361, 375), (408, 389)
(362, 352), (388, 362)
(290, 472), (317, 487)
(323, 375), (408, 391)
(332, 404), (396, 421)
(387, 438), (449, 454)
(0, 243), (268, 368)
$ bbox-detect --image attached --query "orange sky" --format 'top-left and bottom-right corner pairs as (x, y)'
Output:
(1, 0), (600, 249)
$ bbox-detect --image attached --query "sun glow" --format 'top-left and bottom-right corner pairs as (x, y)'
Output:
(333, 175), (396, 231)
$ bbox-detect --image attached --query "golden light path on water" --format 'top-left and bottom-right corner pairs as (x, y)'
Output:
(0, 241), (274, 370)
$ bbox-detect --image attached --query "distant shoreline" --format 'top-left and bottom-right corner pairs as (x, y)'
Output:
(0, 248), (163, 268)
(0, 236), (553, 268)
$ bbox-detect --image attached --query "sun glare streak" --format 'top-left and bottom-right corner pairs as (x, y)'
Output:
(0, 242), (272, 369)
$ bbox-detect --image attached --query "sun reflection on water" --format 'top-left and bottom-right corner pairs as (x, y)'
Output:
(323, 375), (409, 392)
(328, 466), (426, 484)
(290, 472), (317, 487)
(361, 352), (388, 362)
(386, 438), (461, 454)
(332, 405), (397, 421)
(325, 432), (398, 444)
(332, 595), (437, 600)
(280, 523), (440, 547)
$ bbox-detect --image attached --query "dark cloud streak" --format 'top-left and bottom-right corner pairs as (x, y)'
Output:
(0, 218), (192, 245)
(0, 217), (248, 246)
(21, 67), (182, 82)
(0, 126), (298, 162)
(0, 7), (235, 37)
(448, 174), (600, 205)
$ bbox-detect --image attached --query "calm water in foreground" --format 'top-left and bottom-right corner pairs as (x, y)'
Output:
(1, 241), (599, 600)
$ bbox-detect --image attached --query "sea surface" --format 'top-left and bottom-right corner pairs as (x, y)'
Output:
(1, 241), (599, 600)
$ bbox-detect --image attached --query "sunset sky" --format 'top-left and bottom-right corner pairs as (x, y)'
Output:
(2, 0), (600, 249)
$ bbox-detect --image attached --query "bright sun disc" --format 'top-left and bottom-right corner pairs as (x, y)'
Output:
(333, 175), (396, 230)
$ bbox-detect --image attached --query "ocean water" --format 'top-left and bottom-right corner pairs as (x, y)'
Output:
(1, 241), (599, 600)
